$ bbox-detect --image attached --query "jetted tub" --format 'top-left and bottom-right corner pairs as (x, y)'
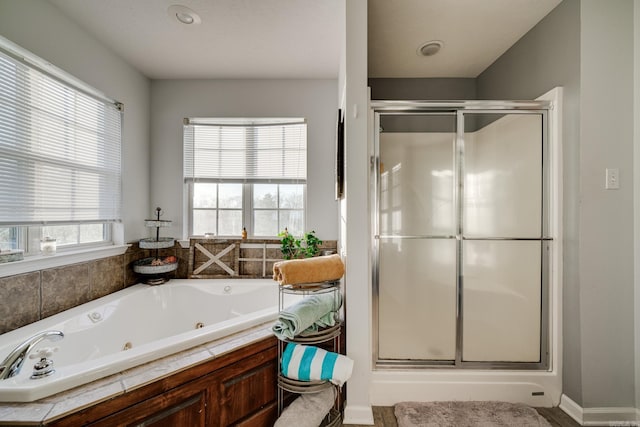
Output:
(0, 278), (292, 402)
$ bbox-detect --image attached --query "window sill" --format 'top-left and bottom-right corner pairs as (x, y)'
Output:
(0, 244), (130, 279)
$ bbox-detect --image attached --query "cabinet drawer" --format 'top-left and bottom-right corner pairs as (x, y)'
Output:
(89, 388), (206, 427)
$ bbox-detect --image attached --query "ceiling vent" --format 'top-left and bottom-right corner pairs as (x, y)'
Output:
(167, 5), (201, 25)
(417, 40), (443, 57)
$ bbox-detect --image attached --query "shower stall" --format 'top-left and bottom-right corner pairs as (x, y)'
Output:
(371, 97), (561, 387)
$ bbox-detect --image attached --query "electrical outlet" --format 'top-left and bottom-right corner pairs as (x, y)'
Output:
(606, 168), (620, 190)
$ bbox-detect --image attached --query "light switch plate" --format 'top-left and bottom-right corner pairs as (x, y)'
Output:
(606, 168), (620, 190)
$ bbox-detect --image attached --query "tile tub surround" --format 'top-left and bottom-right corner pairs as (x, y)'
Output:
(0, 323), (274, 426)
(0, 258), (126, 335)
(0, 272), (40, 334)
(0, 238), (337, 335)
(0, 243), (178, 335)
(41, 264), (91, 319)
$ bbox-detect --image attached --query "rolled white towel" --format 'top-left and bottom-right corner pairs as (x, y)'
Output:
(274, 387), (336, 427)
(281, 343), (354, 387)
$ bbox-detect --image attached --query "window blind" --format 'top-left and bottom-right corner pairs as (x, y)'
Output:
(184, 118), (307, 183)
(0, 48), (122, 225)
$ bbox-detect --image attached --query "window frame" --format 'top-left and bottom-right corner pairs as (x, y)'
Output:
(250, 183), (306, 237)
(184, 117), (307, 239)
(189, 181), (244, 237)
(186, 182), (306, 238)
(0, 224), (112, 255)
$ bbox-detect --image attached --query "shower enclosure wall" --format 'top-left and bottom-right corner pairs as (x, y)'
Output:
(369, 92), (562, 406)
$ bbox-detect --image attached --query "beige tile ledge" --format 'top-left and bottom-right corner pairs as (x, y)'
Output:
(0, 244), (130, 279)
(0, 323), (274, 425)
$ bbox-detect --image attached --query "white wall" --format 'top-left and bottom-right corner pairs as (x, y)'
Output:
(149, 79), (339, 241)
(0, 0), (151, 243)
(342, 0), (373, 424)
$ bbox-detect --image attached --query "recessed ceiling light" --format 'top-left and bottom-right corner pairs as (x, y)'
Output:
(176, 12), (194, 24)
(417, 40), (443, 57)
(167, 5), (201, 25)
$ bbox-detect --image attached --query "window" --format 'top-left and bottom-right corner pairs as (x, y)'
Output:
(192, 183), (243, 236)
(253, 183), (304, 236)
(0, 38), (121, 254)
(0, 227), (18, 252)
(184, 118), (306, 237)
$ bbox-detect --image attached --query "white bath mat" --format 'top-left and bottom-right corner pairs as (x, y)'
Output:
(394, 401), (551, 427)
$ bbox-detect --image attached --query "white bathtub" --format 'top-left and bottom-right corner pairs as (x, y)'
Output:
(0, 278), (288, 402)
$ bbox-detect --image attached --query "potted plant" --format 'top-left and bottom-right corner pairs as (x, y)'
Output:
(278, 229), (322, 260)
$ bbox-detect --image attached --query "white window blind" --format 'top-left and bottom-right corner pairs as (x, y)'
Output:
(0, 48), (122, 225)
(184, 118), (307, 183)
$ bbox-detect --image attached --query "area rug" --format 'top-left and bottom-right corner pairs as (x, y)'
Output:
(394, 401), (551, 427)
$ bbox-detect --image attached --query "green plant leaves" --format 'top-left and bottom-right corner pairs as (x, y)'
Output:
(278, 229), (322, 259)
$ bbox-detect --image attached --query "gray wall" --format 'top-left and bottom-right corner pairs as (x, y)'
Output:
(368, 78), (476, 100)
(368, 78), (476, 133)
(478, 0), (637, 409)
(633, 0), (640, 408)
(635, 0), (640, 411)
(476, 0), (583, 404)
(0, 0), (151, 243)
(578, 0), (635, 408)
(150, 79), (339, 241)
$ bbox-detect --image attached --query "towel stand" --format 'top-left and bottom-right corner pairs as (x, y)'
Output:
(276, 280), (343, 426)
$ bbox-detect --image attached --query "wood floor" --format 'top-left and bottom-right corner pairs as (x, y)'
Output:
(536, 407), (582, 427)
(343, 406), (581, 427)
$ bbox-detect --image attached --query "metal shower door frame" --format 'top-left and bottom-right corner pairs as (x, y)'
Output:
(371, 100), (552, 371)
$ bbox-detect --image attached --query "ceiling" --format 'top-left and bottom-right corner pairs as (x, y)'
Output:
(48, 0), (343, 80)
(48, 0), (561, 80)
(369, 0), (561, 78)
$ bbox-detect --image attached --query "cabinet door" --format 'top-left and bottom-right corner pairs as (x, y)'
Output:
(88, 387), (206, 427)
(209, 347), (278, 426)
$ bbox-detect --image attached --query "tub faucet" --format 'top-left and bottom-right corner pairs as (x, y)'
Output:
(0, 330), (64, 380)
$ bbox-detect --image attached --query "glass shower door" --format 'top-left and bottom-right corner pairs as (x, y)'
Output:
(376, 114), (457, 362)
(374, 104), (550, 369)
(461, 112), (546, 364)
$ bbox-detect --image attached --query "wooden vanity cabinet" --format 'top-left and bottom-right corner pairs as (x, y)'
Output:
(207, 346), (278, 426)
(88, 387), (207, 427)
(48, 337), (278, 427)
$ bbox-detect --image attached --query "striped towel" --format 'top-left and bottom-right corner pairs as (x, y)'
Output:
(281, 343), (354, 386)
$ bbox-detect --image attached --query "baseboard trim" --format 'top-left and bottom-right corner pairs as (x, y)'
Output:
(559, 394), (584, 425)
(559, 394), (639, 426)
(583, 406), (638, 426)
(343, 404), (375, 425)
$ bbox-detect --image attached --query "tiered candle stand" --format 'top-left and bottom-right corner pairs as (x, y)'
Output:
(133, 207), (178, 285)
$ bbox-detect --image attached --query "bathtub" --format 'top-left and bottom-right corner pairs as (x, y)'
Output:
(0, 278), (292, 402)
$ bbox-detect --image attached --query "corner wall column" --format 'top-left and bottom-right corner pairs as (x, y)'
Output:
(342, 0), (374, 424)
